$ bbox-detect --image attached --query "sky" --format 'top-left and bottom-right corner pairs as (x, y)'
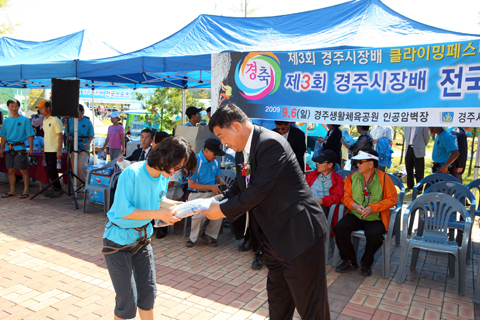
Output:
(3, 0), (480, 54)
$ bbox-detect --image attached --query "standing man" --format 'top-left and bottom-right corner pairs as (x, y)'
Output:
(65, 104), (94, 189)
(185, 107), (203, 127)
(273, 121), (307, 171)
(428, 127), (459, 176)
(404, 126), (430, 191)
(450, 127), (474, 184)
(204, 104), (330, 320)
(37, 100), (64, 198)
(0, 99), (34, 198)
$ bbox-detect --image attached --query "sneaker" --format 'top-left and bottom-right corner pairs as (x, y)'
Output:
(252, 252), (263, 270)
(156, 227), (167, 239)
(50, 188), (63, 198)
(185, 239), (194, 247)
(335, 259), (358, 273)
(360, 265), (372, 277)
(44, 188), (56, 197)
(201, 233), (218, 247)
(238, 239), (252, 252)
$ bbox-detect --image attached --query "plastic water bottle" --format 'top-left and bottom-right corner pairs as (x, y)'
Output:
(56, 159), (61, 169)
(42, 155), (47, 166)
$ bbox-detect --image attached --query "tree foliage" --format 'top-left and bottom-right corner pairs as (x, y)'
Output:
(0, 0), (18, 35)
(136, 88), (204, 133)
(231, 0), (259, 17)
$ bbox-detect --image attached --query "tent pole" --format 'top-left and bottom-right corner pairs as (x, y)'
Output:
(91, 87), (96, 165)
(74, 117), (79, 191)
(24, 88), (27, 114)
(305, 123), (308, 172)
(475, 130), (480, 180)
(182, 89), (186, 125)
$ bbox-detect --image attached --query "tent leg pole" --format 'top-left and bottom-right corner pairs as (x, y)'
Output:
(182, 89), (186, 125)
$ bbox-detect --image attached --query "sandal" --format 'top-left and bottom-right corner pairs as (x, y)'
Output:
(2, 193), (15, 198)
(20, 194), (29, 199)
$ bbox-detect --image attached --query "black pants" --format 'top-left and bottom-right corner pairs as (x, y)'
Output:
(45, 152), (62, 190)
(334, 214), (386, 268)
(262, 233), (330, 320)
(405, 146), (425, 189)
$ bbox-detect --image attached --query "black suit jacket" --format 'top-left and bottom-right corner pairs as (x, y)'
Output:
(451, 127), (467, 171)
(216, 125), (327, 261)
(273, 126), (306, 170)
(126, 148), (144, 161)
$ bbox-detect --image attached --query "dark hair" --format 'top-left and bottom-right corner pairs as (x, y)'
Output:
(208, 104), (249, 132)
(358, 125), (370, 131)
(206, 107), (211, 112)
(78, 104), (85, 112)
(329, 124), (341, 129)
(360, 148), (378, 168)
(147, 136), (197, 177)
(140, 128), (154, 139)
(154, 131), (169, 144)
(274, 121), (289, 126)
(7, 99), (20, 107)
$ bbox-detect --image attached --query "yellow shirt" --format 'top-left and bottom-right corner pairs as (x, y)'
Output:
(43, 116), (63, 152)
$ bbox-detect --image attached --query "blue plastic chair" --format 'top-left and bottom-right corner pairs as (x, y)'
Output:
(386, 173), (405, 246)
(467, 178), (480, 219)
(422, 181), (476, 269)
(396, 193), (471, 296)
(336, 170), (353, 179)
(409, 173), (459, 235)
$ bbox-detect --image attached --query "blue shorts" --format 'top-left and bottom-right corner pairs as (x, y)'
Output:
(103, 238), (157, 319)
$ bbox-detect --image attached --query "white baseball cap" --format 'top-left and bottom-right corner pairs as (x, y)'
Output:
(110, 111), (121, 118)
(351, 150), (379, 161)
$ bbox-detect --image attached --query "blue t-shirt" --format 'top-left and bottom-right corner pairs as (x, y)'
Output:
(188, 150), (221, 191)
(103, 161), (168, 245)
(0, 116), (35, 151)
(432, 130), (458, 164)
(25, 136), (44, 150)
(184, 121), (194, 127)
(65, 118), (94, 151)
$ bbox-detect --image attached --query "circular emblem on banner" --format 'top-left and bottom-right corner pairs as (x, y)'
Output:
(235, 53), (281, 100)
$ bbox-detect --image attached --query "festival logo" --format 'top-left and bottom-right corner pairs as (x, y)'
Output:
(235, 53), (281, 100)
(441, 112), (454, 123)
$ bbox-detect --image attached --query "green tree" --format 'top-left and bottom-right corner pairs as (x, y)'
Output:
(231, 0), (259, 17)
(136, 88), (204, 132)
(0, 0), (18, 35)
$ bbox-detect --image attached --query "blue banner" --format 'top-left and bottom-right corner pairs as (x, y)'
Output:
(216, 40), (480, 126)
(79, 88), (137, 104)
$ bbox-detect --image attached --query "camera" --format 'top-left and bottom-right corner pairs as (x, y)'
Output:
(218, 184), (228, 192)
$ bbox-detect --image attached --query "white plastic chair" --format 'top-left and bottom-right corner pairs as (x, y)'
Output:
(396, 193), (471, 296)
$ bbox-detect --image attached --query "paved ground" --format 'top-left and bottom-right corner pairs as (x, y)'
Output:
(0, 177), (479, 320)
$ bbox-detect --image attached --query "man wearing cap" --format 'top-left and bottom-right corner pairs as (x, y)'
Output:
(185, 138), (227, 248)
(102, 110), (125, 160)
(306, 150), (344, 219)
(0, 99), (34, 198)
(64, 105), (94, 189)
(335, 149), (397, 276)
(185, 106), (202, 127)
(37, 100), (64, 198)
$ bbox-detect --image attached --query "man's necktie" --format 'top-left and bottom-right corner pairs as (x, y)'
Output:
(139, 150), (146, 161)
(243, 150), (249, 235)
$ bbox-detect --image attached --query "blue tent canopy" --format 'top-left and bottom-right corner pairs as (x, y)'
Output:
(0, 30), (122, 87)
(78, 0), (480, 88)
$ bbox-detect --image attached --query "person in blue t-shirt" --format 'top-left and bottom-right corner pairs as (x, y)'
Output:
(102, 136), (196, 320)
(429, 127), (459, 176)
(0, 99), (34, 198)
(64, 104), (94, 189)
(186, 138), (226, 248)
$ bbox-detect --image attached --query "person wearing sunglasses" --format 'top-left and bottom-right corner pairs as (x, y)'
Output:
(102, 136), (196, 320)
(306, 150), (344, 220)
(334, 148), (397, 276)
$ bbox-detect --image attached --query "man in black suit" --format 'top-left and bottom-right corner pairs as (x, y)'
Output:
(204, 104), (330, 320)
(451, 127), (473, 184)
(118, 128), (153, 163)
(273, 121), (306, 171)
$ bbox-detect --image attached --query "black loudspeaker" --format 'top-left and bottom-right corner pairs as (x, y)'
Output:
(51, 78), (80, 118)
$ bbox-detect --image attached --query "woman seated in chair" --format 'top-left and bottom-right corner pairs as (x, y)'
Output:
(305, 150), (344, 218)
(334, 148), (397, 277)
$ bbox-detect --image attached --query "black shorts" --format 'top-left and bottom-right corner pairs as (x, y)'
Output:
(5, 150), (27, 170)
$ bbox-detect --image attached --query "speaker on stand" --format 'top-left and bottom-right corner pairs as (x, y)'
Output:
(30, 79), (84, 209)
